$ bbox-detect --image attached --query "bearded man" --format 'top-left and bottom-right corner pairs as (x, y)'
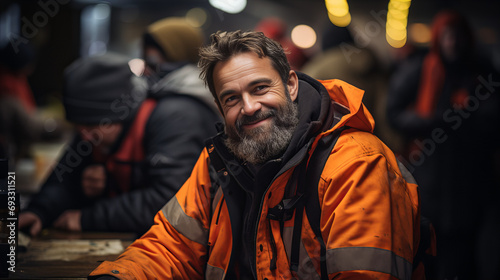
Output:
(90, 30), (421, 280)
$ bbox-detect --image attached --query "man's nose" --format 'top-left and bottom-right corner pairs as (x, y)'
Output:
(241, 94), (262, 115)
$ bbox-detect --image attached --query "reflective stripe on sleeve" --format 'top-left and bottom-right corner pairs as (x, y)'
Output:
(162, 197), (209, 245)
(327, 247), (412, 280)
(206, 264), (225, 280)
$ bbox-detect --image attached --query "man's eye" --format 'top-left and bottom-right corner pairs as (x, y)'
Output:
(255, 85), (268, 92)
(224, 95), (238, 105)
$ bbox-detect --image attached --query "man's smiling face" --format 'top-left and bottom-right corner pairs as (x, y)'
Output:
(213, 51), (299, 164)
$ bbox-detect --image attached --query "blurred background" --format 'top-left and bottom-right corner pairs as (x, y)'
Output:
(2, 2), (499, 278)
(1, 0), (499, 188)
(0, 0), (498, 110)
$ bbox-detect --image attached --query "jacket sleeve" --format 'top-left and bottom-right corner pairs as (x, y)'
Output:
(23, 135), (94, 228)
(89, 149), (213, 280)
(81, 97), (219, 234)
(321, 130), (420, 280)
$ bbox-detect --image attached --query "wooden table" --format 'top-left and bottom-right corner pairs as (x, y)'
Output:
(7, 229), (136, 279)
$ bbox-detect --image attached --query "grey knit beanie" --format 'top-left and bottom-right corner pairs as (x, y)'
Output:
(63, 53), (147, 124)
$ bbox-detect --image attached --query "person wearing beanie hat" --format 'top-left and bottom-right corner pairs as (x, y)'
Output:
(143, 17), (203, 79)
(141, 17), (220, 115)
(19, 51), (220, 237)
(62, 52), (146, 124)
(145, 17), (203, 65)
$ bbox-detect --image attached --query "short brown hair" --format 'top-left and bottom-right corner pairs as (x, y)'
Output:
(198, 30), (290, 100)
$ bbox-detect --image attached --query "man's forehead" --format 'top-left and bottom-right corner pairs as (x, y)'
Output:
(213, 53), (277, 94)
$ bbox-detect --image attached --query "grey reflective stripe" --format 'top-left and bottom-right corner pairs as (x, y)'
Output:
(327, 247), (412, 280)
(397, 159), (417, 185)
(161, 197), (208, 245)
(206, 264), (225, 280)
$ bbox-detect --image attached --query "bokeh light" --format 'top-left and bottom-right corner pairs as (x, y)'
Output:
(186, 7), (208, 28)
(409, 23), (431, 44)
(291, 24), (317, 49)
(209, 0), (247, 14)
(325, 0), (351, 27)
(386, 0), (411, 48)
(128, 58), (145, 77)
(328, 12), (351, 27)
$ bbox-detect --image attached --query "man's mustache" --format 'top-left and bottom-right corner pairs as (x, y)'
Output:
(236, 109), (276, 133)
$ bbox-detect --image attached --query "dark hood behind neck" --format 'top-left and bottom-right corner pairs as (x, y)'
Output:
(280, 72), (332, 163)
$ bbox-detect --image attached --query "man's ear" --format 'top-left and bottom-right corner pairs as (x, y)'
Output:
(287, 70), (299, 102)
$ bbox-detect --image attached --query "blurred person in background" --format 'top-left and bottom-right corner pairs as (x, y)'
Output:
(0, 42), (63, 164)
(255, 17), (309, 71)
(20, 26), (219, 237)
(386, 10), (500, 279)
(301, 24), (403, 153)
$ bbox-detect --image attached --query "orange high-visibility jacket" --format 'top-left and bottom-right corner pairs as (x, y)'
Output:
(90, 75), (421, 280)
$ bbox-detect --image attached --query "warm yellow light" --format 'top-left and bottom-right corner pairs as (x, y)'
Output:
(389, 0), (411, 11)
(386, 32), (407, 48)
(325, 0), (349, 17)
(387, 25), (407, 41)
(387, 18), (407, 30)
(409, 23), (431, 44)
(186, 7), (207, 28)
(387, 8), (407, 20)
(386, 0), (411, 48)
(328, 11), (351, 27)
(291, 24), (317, 49)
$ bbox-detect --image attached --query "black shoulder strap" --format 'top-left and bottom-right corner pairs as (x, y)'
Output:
(295, 126), (349, 279)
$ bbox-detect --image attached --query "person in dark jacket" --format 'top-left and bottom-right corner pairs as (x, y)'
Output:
(386, 10), (500, 279)
(19, 29), (220, 235)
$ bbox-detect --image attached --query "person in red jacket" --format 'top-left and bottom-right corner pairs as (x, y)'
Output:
(90, 30), (421, 279)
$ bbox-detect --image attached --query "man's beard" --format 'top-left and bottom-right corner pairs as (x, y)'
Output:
(224, 95), (299, 165)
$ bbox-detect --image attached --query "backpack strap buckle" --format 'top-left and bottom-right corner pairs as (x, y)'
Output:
(267, 194), (304, 222)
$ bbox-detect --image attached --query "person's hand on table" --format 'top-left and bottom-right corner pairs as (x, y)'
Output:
(53, 209), (82, 232)
(82, 164), (106, 198)
(19, 211), (43, 236)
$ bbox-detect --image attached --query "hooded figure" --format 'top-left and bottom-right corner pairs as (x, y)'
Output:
(301, 24), (399, 152)
(387, 10), (500, 279)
